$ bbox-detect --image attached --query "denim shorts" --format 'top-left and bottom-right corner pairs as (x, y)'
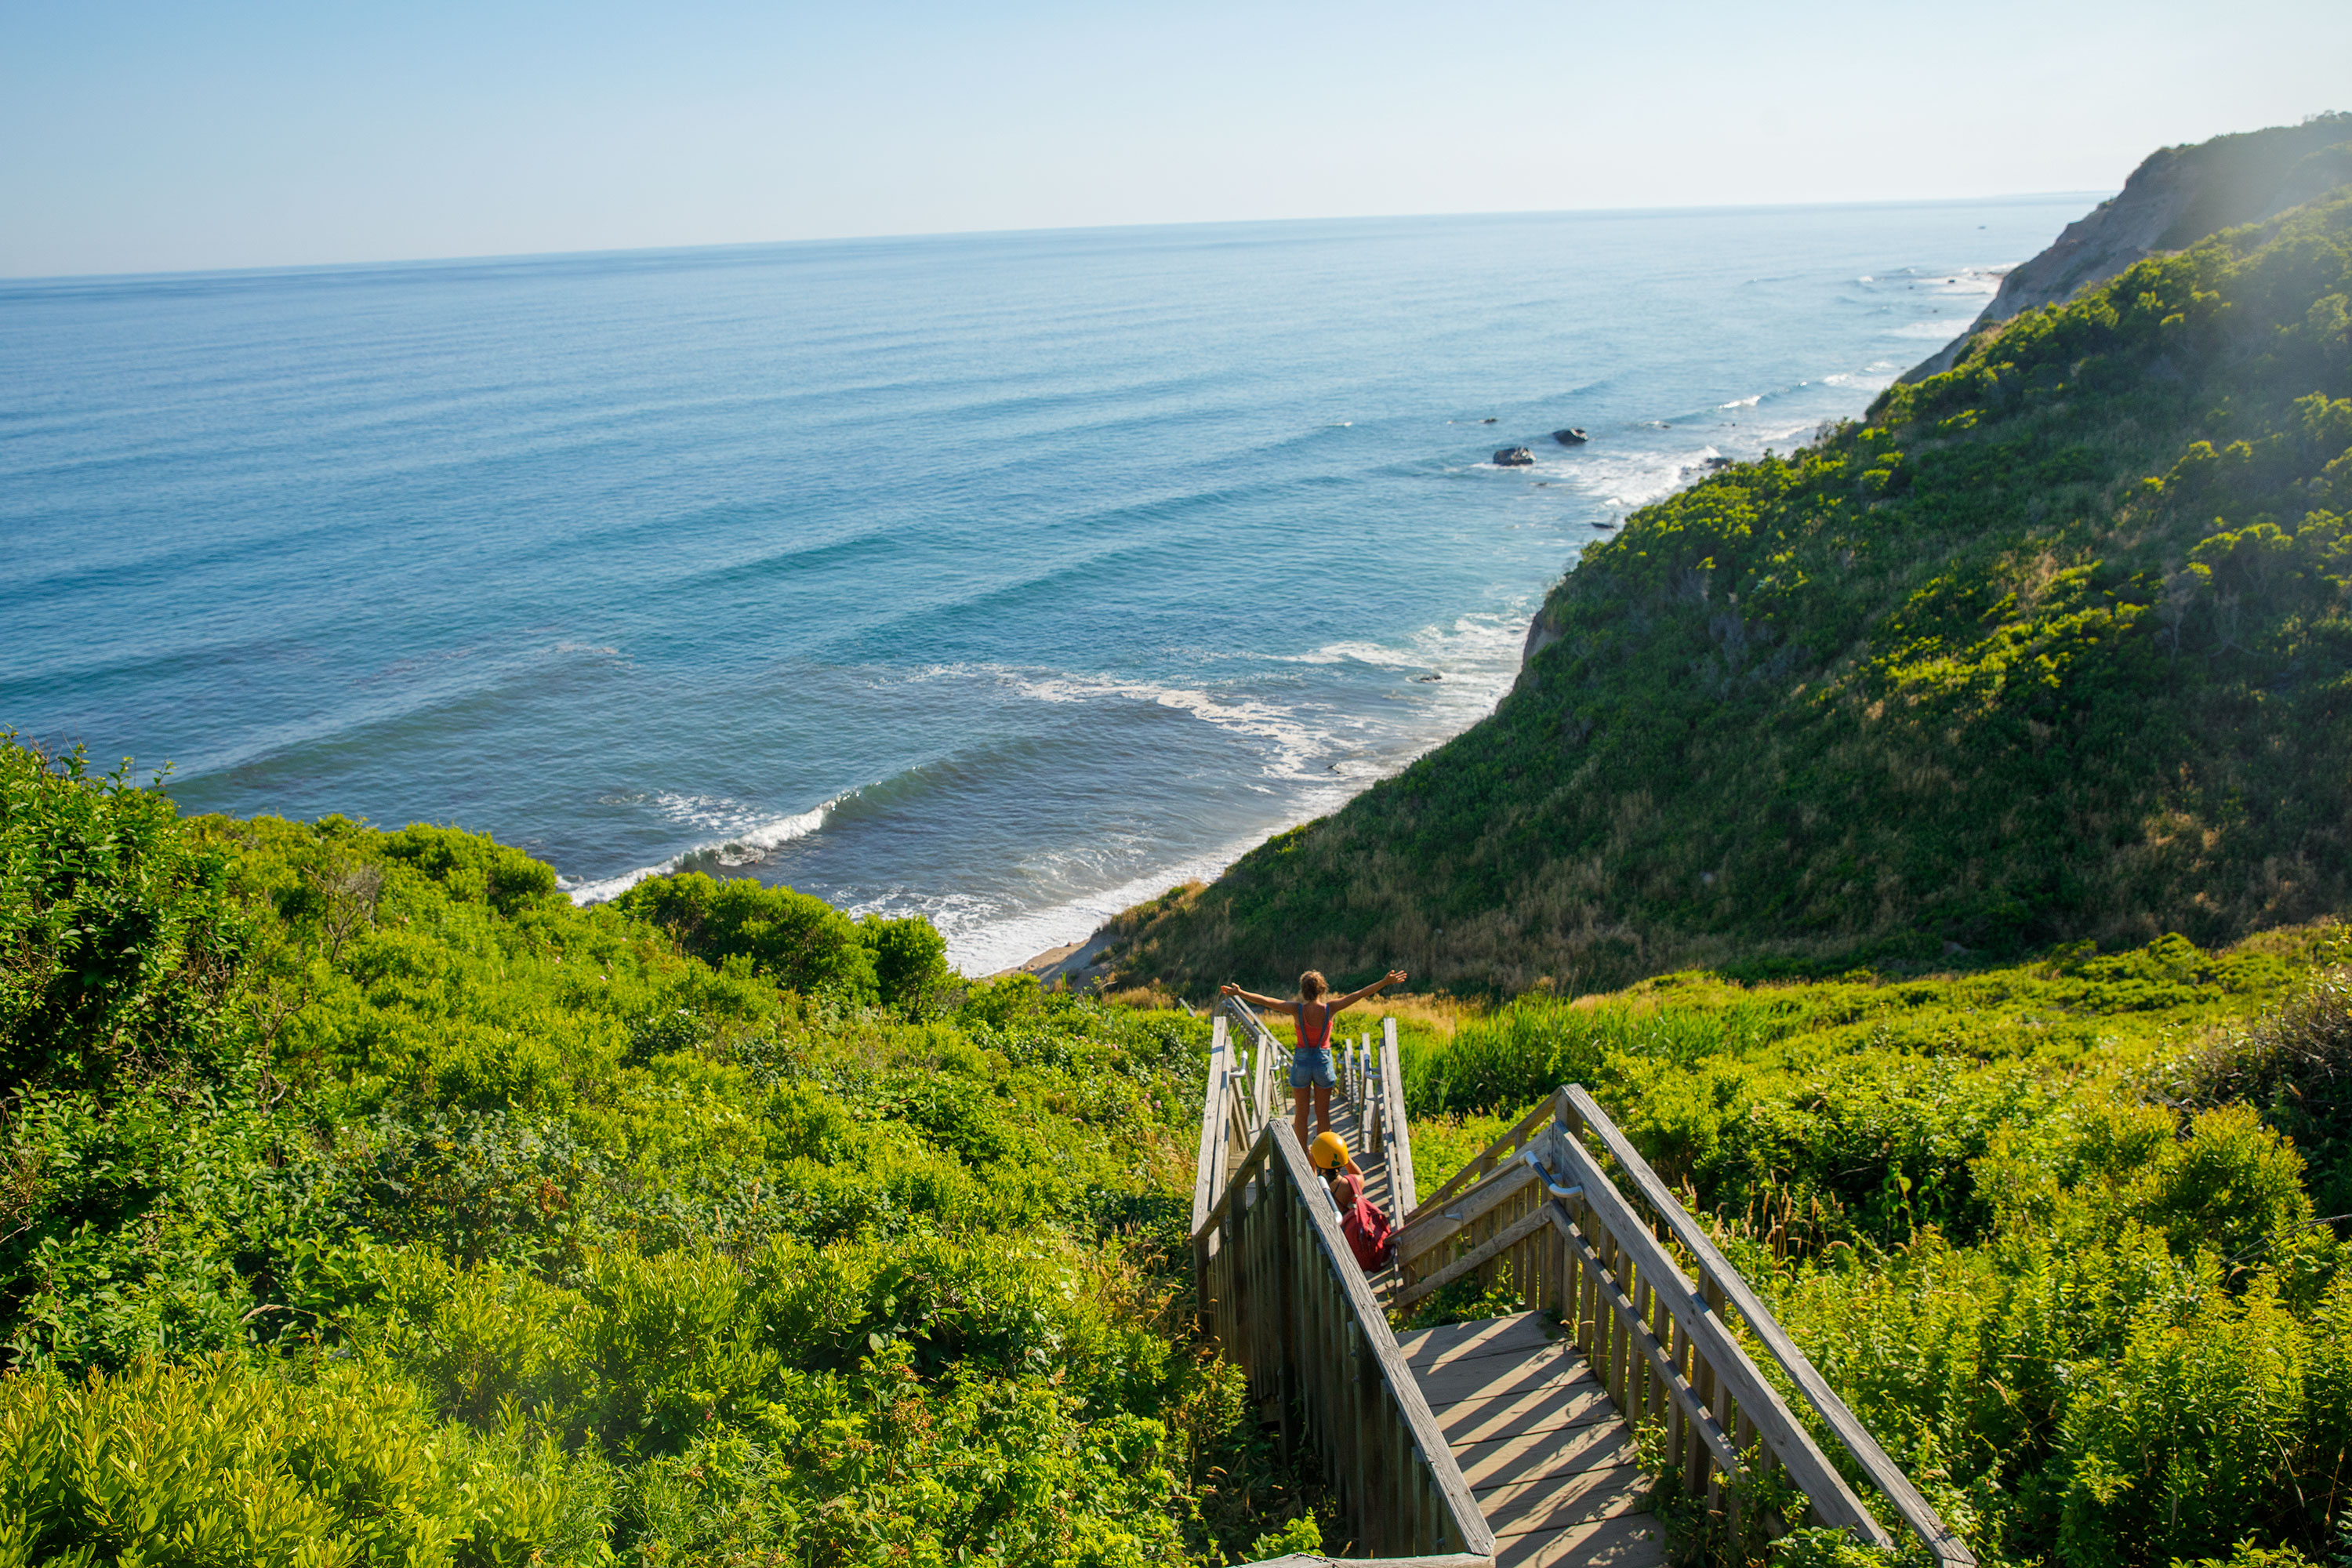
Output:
(1290, 1047), (1336, 1090)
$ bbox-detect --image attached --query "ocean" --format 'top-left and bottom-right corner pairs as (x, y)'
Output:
(1, 198), (2089, 974)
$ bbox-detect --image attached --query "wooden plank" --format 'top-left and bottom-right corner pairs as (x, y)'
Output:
(1541, 1126), (1890, 1545)
(1454, 1417), (1638, 1489)
(1382, 1020), (1417, 1212)
(1193, 1132), (1270, 1245)
(1414, 1340), (1585, 1409)
(1563, 1086), (1971, 1567)
(1192, 1018), (1232, 1233)
(1494, 1512), (1667, 1568)
(1476, 1463), (1652, 1534)
(1411, 1092), (1555, 1224)
(1399, 1313), (1552, 1369)
(1426, 1368), (1615, 1446)
(1392, 1207), (1554, 1310)
(1411, 1091), (1562, 1222)
(1265, 1122), (1498, 1559)
(1396, 1161), (1539, 1261)
(1548, 1203), (1739, 1472)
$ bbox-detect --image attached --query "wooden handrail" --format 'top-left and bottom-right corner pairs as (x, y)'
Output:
(1194, 1121), (1497, 1564)
(1192, 1014), (1236, 1233)
(1380, 1019), (1416, 1212)
(1561, 1088), (1975, 1568)
(1390, 1083), (1973, 1568)
(1538, 1121), (1890, 1546)
(1224, 995), (1286, 1129)
(1404, 1088), (1564, 1226)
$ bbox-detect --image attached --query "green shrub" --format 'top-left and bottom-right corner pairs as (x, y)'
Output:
(615, 873), (879, 1004)
(0, 740), (249, 1091)
(382, 823), (560, 917)
(2174, 969), (2352, 1208)
(0, 1353), (609, 1566)
(862, 913), (954, 1015)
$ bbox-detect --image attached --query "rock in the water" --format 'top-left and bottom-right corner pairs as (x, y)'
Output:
(1493, 447), (1534, 466)
(1552, 427), (1588, 445)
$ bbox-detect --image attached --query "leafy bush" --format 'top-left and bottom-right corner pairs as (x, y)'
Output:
(0, 751), (1329, 1565)
(2173, 968), (2352, 1208)
(0, 740), (249, 1091)
(615, 872), (878, 1004)
(0, 1353), (609, 1566)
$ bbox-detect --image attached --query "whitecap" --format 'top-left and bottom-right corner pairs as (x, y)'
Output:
(562, 795), (839, 905)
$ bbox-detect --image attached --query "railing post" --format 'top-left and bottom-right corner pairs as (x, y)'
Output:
(1382, 1018), (1416, 1212)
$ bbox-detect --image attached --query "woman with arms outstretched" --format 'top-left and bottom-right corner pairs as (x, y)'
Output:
(1220, 969), (1407, 1155)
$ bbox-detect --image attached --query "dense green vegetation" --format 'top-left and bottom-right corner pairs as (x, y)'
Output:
(0, 739), (1327, 1567)
(1389, 925), (2352, 1568)
(11, 757), (2352, 1568)
(1112, 172), (2352, 996)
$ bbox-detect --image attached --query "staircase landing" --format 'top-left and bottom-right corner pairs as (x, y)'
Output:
(1393, 1314), (1666, 1568)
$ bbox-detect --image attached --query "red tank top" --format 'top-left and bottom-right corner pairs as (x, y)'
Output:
(1298, 1000), (1333, 1049)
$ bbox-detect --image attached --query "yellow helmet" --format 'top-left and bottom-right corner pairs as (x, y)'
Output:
(1310, 1131), (1348, 1171)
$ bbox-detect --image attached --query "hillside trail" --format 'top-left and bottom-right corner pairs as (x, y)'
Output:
(1189, 996), (1974, 1568)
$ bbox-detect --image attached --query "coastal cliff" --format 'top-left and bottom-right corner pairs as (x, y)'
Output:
(1907, 114), (2352, 381)
(1111, 119), (2352, 996)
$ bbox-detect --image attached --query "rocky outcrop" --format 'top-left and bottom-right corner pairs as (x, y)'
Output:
(1522, 606), (1563, 665)
(1494, 447), (1535, 466)
(1905, 115), (2352, 382)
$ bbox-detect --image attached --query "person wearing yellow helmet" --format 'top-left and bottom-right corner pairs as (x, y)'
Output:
(1221, 967), (1406, 1156)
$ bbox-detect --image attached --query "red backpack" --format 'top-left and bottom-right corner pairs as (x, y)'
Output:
(1334, 1171), (1397, 1272)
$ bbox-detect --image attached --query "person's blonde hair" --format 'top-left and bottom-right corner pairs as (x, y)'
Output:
(1299, 971), (1328, 1000)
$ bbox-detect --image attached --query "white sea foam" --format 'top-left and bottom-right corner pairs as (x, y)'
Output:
(1003, 670), (1334, 778)
(905, 786), (1371, 978)
(1929, 264), (2010, 296)
(563, 795), (837, 905)
(1889, 319), (1970, 340)
(1822, 359), (1904, 391)
(1545, 445), (1711, 514)
(848, 608), (1536, 971)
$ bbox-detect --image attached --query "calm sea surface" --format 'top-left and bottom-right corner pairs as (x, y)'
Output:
(2, 200), (2087, 971)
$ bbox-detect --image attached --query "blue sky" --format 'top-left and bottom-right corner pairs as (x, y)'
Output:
(4, 0), (2347, 278)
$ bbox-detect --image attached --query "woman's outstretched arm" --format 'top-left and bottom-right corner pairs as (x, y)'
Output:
(1218, 983), (1298, 1015)
(1330, 971), (1409, 1014)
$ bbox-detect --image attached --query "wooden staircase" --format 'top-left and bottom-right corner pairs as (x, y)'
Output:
(1191, 996), (1972, 1568)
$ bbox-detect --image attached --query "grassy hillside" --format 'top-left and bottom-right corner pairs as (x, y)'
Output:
(1110, 174), (2352, 996)
(0, 739), (1322, 1567)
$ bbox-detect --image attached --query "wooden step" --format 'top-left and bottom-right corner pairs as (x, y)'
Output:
(1406, 1312), (1666, 1568)
(1497, 1513), (1667, 1568)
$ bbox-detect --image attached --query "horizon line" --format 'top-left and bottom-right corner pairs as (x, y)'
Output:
(2, 188), (2111, 289)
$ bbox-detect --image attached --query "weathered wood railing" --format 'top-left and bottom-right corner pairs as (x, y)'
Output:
(1393, 1087), (1973, 1568)
(1194, 1118), (1496, 1566)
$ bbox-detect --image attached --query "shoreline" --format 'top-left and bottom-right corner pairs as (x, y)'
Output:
(993, 928), (1120, 987)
